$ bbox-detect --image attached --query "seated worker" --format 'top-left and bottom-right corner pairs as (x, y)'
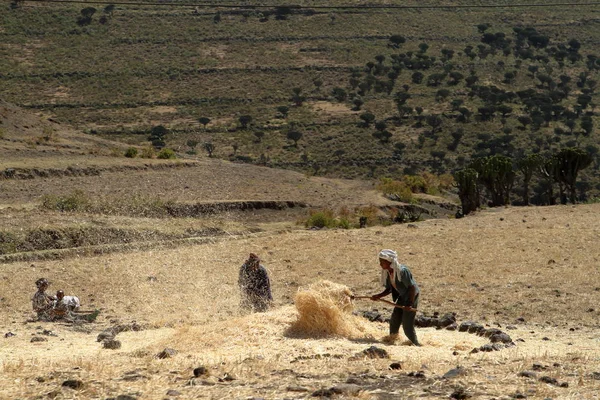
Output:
(238, 253), (273, 312)
(32, 278), (56, 321)
(52, 290), (81, 318)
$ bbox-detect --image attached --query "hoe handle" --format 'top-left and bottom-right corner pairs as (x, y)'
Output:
(351, 295), (418, 312)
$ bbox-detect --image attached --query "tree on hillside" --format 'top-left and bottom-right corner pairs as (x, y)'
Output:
(291, 88), (305, 106)
(426, 114), (443, 135)
(287, 130), (303, 147)
(359, 112), (376, 128)
(77, 7), (96, 25)
(199, 117), (211, 128)
(454, 168), (480, 215)
(389, 35), (406, 49)
(517, 153), (543, 205)
(254, 131), (265, 143)
(239, 115), (252, 129)
(470, 155), (515, 207)
(203, 142), (215, 157)
(331, 87), (347, 102)
(276, 106), (289, 118)
(554, 147), (593, 203)
(148, 125), (168, 148)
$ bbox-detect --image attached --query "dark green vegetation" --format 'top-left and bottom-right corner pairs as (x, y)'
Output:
(2, 1), (599, 201)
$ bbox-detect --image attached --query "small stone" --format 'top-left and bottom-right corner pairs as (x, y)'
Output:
(559, 382), (569, 388)
(62, 379), (84, 389)
(331, 384), (361, 395)
(506, 325), (517, 330)
(97, 329), (115, 342)
(156, 348), (177, 359)
(539, 376), (558, 385)
(490, 332), (513, 344)
(518, 371), (537, 378)
(193, 366), (208, 377)
(450, 387), (471, 399)
(532, 363), (546, 371)
(516, 317), (526, 323)
(103, 339), (122, 349)
(311, 388), (335, 397)
(542, 337), (550, 341)
(446, 323), (458, 331)
(407, 370), (425, 378)
(407, 224), (418, 228)
(218, 373), (235, 382)
(287, 386), (309, 392)
(590, 372), (600, 380)
(360, 346), (389, 359)
(443, 366), (466, 379)
(30, 336), (47, 343)
(115, 396), (137, 400)
(511, 392), (527, 399)
(166, 389), (181, 396)
(35, 376), (46, 382)
(4, 332), (16, 338)
(389, 362), (402, 370)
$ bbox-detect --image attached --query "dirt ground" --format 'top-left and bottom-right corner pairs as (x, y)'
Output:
(0, 204), (599, 399)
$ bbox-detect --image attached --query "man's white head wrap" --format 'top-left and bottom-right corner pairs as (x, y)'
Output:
(379, 249), (402, 288)
(378, 249), (397, 262)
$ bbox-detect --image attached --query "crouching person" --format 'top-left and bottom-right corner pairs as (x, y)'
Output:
(238, 253), (273, 312)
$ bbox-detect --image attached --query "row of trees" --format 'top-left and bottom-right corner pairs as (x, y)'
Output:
(455, 148), (593, 215)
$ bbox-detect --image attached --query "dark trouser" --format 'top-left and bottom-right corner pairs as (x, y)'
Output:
(389, 292), (420, 346)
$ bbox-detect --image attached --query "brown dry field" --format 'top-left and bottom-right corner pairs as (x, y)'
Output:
(1, 104), (600, 399)
(0, 204), (599, 399)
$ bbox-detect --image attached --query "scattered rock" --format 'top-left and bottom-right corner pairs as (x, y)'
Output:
(156, 348), (177, 359)
(62, 379), (84, 390)
(450, 387), (471, 399)
(539, 376), (558, 385)
(542, 337), (550, 341)
(407, 370), (425, 378)
(113, 395), (137, 400)
(103, 339), (122, 350)
(287, 386), (309, 392)
(506, 325), (517, 330)
(590, 372), (600, 380)
(407, 224), (418, 228)
(361, 310), (385, 323)
(30, 336), (47, 343)
(443, 366), (466, 379)
(446, 323), (458, 331)
(97, 329), (115, 342)
(218, 373), (235, 382)
(490, 332), (513, 344)
(4, 332), (15, 338)
(120, 371), (148, 382)
(41, 329), (57, 337)
(311, 388), (335, 397)
(516, 317), (526, 323)
(517, 371), (537, 378)
(532, 363), (547, 371)
(389, 362), (402, 370)
(193, 366), (208, 377)
(511, 392), (527, 399)
(331, 384), (361, 395)
(36, 376), (46, 383)
(360, 346), (389, 359)
(165, 389), (181, 397)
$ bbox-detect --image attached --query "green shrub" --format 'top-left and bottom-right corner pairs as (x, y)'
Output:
(377, 178), (413, 202)
(157, 148), (176, 159)
(140, 147), (155, 159)
(336, 217), (351, 229)
(41, 190), (89, 212)
(124, 147), (138, 158)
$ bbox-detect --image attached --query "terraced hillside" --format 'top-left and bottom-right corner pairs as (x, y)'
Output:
(2, 1), (599, 198)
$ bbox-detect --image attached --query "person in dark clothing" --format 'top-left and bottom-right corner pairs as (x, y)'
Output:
(32, 278), (56, 321)
(370, 249), (421, 346)
(238, 253), (273, 312)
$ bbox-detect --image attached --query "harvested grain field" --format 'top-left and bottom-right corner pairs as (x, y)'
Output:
(1, 204), (599, 399)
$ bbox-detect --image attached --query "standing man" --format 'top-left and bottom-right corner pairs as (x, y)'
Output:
(238, 253), (273, 312)
(370, 249), (421, 346)
(32, 278), (55, 321)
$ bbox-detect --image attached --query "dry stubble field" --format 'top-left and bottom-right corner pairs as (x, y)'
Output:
(1, 104), (599, 398)
(0, 204), (599, 399)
